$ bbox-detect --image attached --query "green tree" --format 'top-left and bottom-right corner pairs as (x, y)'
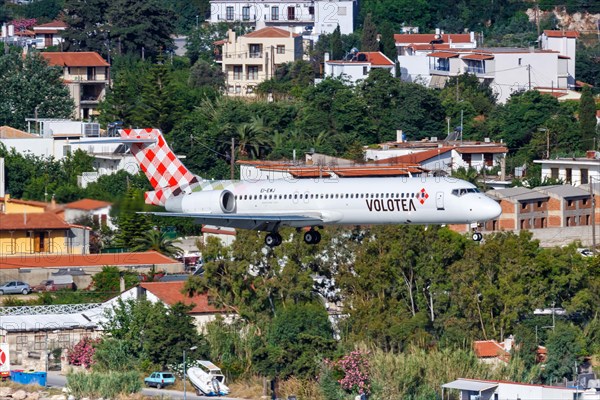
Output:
(131, 229), (184, 258)
(579, 86), (597, 148)
(101, 298), (207, 369)
(254, 303), (336, 379)
(378, 20), (397, 61)
(113, 188), (153, 249)
(330, 25), (344, 60)
(0, 50), (74, 130)
(543, 323), (585, 383)
(106, 0), (176, 59)
(132, 55), (182, 133)
(189, 59), (224, 89)
(63, 0), (110, 56)
(360, 13), (379, 52)
(91, 266), (139, 293)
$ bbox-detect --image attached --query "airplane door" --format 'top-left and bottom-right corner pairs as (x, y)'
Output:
(436, 192), (444, 210)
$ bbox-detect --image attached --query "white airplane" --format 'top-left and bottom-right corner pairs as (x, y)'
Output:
(83, 128), (502, 247)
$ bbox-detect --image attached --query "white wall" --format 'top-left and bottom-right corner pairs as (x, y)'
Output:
(398, 55), (431, 84)
(208, 0), (354, 35)
(542, 36), (576, 87)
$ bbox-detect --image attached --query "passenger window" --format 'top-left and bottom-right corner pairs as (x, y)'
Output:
(294, 194), (298, 199)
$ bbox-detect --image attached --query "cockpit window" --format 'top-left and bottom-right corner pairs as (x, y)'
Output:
(452, 188), (481, 196)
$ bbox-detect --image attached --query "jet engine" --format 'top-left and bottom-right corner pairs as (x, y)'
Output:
(177, 189), (236, 214)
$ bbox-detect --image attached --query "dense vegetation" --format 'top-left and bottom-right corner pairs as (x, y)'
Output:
(0, 0), (599, 397)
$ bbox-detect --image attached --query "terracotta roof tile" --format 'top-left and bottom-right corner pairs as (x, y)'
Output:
(543, 30), (579, 38)
(140, 281), (227, 314)
(428, 51), (460, 58)
(461, 53), (494, 61)
(456, 146), (507, 154)
(0, 212), (71, 230)
(65, 199), (112, 210)
(34, 20), (67, 29)
(394, 33), (472, 44)
(0, 126), (38, 138)
(473, 340), (510, 358)
(0, 251), (179, 269)
(362, 52), (394, 66)
(374, 148), (454, 164)
(408, 43), (451, 51)
(40, 52), (110, 67)
(243, 27), (300, 38)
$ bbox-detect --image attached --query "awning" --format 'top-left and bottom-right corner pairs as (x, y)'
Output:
(427, 51), (459, 58)
(429, 75), (449, 89)
(442, 379), (499, 392)
(461, 54), (494, 61)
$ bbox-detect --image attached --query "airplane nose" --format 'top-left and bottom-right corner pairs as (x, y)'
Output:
(483, 197), (502, 220)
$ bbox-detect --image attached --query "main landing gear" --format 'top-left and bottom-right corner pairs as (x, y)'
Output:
(264, 229), (322, 247)
(471, 230), (483, 242)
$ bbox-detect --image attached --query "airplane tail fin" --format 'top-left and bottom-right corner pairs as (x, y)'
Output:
(120, 128), (200, 206)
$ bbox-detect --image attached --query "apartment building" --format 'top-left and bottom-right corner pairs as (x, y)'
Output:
(208, 0), (356, 36)
(540, 30), (578, 88)
(324, 51), (395, 84)
(40, 52), (110, 119)
(534, 151), (600, 186)
(219, 27), (303, 97)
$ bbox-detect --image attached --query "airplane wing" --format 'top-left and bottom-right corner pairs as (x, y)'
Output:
(143, 212), (324, 231)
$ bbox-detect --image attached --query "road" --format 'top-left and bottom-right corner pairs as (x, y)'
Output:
(46, 371), (242, 400)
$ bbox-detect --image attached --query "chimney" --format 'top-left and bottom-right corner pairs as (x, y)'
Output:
(470, 31), (475, 43)
(227, 29), (235, 43)
(435, 28), (440, 36)
(396, 130), (404, 142)
(50, 194), (56, 209)
(324, 52), (330, 62)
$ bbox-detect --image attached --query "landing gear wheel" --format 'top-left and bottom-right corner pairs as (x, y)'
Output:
(304, 230), (321, 244)
(472, 232), (483, 241)
(265, 233), (282, 247)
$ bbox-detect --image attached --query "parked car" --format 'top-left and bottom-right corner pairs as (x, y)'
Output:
(144, 372), (176, 389)
(0, 281), (31, 295)
(31, 275), (75, 292)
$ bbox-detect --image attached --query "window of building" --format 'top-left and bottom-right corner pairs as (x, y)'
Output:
(581, 168), (589, 184)
(568, 199), (573, 207)
(233, 65), (242, 80)
(338, 6), (347, 15)
(226, 6), (234, 20)
(484, 153), (493, 166)
(287, 6), (295, 20)
(249, 44), (261, 58)
(34, 334), (45, 350)
(16, 335), (28, 351)
(566, 168), (572, 183)
(271, 6), (279, 20)
(551, 168), (559, 180)
(309, 6), (314, 15)
(247, 66), (258, 80)
(276, 45), (285, 54)
(242, 6), (250, 20)
(521, 203), (528, 211)
(363, 66), (368, 75)
(518, 58), (522, 65)
(537, 201), (542, 208)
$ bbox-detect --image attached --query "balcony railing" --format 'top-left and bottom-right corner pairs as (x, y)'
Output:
(467, 66), (485, 74)
(432, 65), (450, 72)
(249, 52), (262, 58)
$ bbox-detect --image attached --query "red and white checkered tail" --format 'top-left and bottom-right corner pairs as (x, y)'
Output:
(120, 128), (199, 206)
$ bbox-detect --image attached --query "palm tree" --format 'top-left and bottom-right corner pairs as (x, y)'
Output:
(131, 229), (184, 258)
(236, 123), (272, 159)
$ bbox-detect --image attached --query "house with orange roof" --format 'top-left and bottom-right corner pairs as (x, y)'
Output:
(395, 29), (477, 85)
(117, 280), (233, 331)
(540, 30), (578, 88)
(40, 52), (110, 119)
(324, 51), (395, 84)
(64, 198), (114, 229)
(218, 27), (303, 97)
(32, 20), (66, 49)
(473, 338), (513, 365)
(0, 251), (183, 289)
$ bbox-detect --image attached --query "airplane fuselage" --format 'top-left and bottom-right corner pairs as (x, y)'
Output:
(168, 176), (501, 227)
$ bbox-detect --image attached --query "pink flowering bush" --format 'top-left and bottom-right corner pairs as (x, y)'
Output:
(9, 18), (37, 31)
(68, 337), (100, 368)
(325, 350), (371, 395)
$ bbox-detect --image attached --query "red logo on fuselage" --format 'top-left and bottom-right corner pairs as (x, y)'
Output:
(419, 188), (429, 205)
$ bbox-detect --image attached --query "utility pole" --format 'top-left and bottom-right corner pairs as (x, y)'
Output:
(591, 178), (596, 253)
(546, 129), (550, 159)
(528, 64), (532, 90)
(230, 137), (235, 180)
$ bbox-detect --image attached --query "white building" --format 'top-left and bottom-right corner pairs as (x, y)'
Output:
(427, 47), (569, 103)
(219, 27), (303, 97)
(208, 0), (356, 36)
(534, 151), (600, 186)
(395, 30), (477, 85)
(64, 198), (115, 230)
(540, 30), (578, 88)
(32, 20), (66, 49)
(442, 378), (578, 400)
(324, 51), (395, 84)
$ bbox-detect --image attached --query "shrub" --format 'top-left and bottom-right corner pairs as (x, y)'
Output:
(68, 337), (100, 368)
(66, 371), (142, 399)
